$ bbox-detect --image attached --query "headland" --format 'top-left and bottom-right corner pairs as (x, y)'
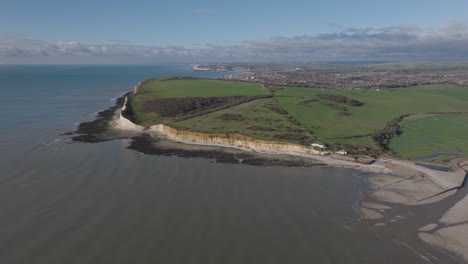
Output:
(72, 63), (468, 262)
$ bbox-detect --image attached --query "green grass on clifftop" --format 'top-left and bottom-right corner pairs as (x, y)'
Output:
(170, 98), (310, 144)
(274, 85), (468, 140)
(128, 77), (267, 125)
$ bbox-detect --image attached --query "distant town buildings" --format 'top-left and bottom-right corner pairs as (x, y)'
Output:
(220, 70), (467, 90)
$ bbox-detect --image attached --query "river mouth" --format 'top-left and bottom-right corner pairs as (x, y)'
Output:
(414, 152), (461, 160)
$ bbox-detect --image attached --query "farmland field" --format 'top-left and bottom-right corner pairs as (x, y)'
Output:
(274, 85), (468, 142)
(127, 77), (267, 126)
(170, 98), (309, 144)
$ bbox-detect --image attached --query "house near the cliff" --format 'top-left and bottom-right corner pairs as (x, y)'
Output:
(311, 142), (326, 149)
(335, 150), (348, 155)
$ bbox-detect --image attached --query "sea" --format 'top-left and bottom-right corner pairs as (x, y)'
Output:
(0, 64), (460, 264)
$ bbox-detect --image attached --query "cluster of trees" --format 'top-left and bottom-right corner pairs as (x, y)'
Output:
(317, 94), (364, 106)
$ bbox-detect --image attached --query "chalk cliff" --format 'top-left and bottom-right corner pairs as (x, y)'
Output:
(114, 87), (329, 156)
(157, 125), (327, 155)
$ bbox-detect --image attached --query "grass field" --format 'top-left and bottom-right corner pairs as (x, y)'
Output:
(170, 98), (309, 144)
(274, 85), (468, 142)
(128, 77), (267, 125)
(389, 114), (468, 160)
(321, 137), (376, 149)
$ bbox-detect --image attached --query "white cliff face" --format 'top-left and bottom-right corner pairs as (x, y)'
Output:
(115, 111), (328, 155)
(159, 125), (326, 155)
(114, 114), (145, 131)
(113, 96), (145, 131)
(133, 83), (141, 94)
(114, 89), (330, 156)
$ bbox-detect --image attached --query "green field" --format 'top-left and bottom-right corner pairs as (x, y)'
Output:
(127, 77), (267, 126)
(127, 77), (468, 157)
(389, 114), (468, 160)
(170, 98), (309, 144)
(321, 137), (376, 149)
(274, 85), (468, 143)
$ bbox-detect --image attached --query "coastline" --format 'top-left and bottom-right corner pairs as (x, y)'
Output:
(113, 93), (392, 173)
(115, 84), (467, 187)
(192, 64), (232, 72)
(72, 82), (468, 263)
(74, 80), (467, 191)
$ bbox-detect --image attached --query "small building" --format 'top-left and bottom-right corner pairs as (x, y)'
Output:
(335, 150), (347, 155)
(311, 143), (326, 149)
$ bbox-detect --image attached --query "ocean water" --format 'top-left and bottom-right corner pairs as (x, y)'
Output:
(0, 65), (459, 264)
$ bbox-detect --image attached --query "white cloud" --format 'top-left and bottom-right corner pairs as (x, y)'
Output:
(1, 21), (468, 64)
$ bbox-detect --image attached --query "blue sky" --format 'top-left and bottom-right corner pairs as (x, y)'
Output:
(1, 0), (468, 63)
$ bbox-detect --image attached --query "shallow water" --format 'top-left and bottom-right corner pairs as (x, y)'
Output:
(415, 162), (453, 171)
(414, 152), (461, 160)
(0, 65), (460, 264)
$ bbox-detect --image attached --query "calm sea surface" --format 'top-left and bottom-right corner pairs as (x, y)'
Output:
(0, 65), (459, 264)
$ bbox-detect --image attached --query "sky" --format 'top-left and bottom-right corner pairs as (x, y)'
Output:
(1, 0), (468, 64)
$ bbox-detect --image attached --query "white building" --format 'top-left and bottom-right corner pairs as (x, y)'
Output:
(335, 150), (347, 155)
(311, 143), (326, 149)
